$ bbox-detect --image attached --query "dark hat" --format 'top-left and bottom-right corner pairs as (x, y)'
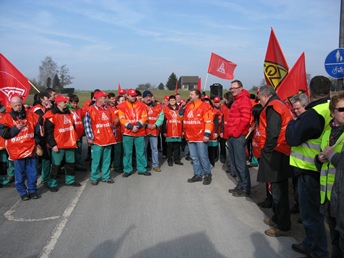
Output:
(143, 90), (153, 98)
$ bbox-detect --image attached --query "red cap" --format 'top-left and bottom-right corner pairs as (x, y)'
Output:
(94, 90), (108, 99)
(119, 89), (126, 95)
(202, 95), (210, 100)
(164, 95), (169, 101)
(127, 88), (137, 97)
(213, 96), (221, 103)
(55, 95), (69, 104)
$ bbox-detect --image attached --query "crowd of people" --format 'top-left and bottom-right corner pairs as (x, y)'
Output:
(0, 76), (343, 257)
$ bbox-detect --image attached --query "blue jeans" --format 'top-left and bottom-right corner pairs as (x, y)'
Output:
(14, 157), (37, 196)
(188, 141), (212, 177)
(144, 135), (159, 167)
(228, 136), (251, 194)
(298, 172), (329, 258)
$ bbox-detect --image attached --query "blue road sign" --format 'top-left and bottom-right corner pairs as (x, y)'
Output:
(325, 48), (344, 79)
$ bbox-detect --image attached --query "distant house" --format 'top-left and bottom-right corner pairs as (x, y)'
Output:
(180, 76), (199, 90)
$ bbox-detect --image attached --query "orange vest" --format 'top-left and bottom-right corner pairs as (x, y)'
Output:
(117, 100), (147, 137)
(253, 99), (292, 158)
(31, 104), (46, 114)
(1, 112), (38, 160)
(220, 104), (230, 139)
(88, 105), (117, 146)
(163, 106), (182, 138)
(69, 107), (84, 140)
(110, 106), (122, 143)
(183, 99), (214, 142)
(146, 103), (162, 136)
(44, 110), (78, 149)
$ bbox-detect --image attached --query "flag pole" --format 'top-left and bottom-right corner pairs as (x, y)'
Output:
(28, 80), (40, 93)
(203, 73), (209, 92)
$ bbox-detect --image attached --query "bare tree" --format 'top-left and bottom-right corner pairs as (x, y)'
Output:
(38, 56), (58, 88)
(59, 64), (75, 88)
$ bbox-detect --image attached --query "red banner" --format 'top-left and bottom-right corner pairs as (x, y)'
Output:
(276, 52), (308, 105)
(197, 77), (201, 91)
(264, 28), (289, 89)
(207, 53), (237, 80)
(0, 54), (30, 106)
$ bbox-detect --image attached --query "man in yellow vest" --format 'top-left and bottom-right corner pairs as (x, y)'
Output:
(286, 76), (331, 257)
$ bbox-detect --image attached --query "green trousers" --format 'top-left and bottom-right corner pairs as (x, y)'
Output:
(50, 149), (75, 187)
(91, 144), (112, 182)
(123, 135), (147, 173)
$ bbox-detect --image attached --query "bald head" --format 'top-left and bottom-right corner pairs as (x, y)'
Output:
(10, 96), (23, 112)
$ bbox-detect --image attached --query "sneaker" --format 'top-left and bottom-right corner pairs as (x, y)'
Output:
(291, 243), (310, 255)
(152, 166), (161, 172)
(139, 172), (152, 176)
(187, 175), (202, 183)
(228, 186), (240, 193)
(103, 178), (115, 184)
(265, 228), (291, 237)
(247, 163), (258, 168)
(258, 198), (273, 208)
(162, 155), (167, 159)
(65, 182), (81, 187)
(175, 161), (183, 165)
(20, 194), (30, 201)
(263, 217), (277, 227)
(185, 156), (192, 161)
(49, 186), (59, 192)
(30, 192), (40, 199)
(91, 180), (99, 186)
(122, 173), (131, 178)
(232, 189), (250, 197)
(203, 175), (212, 185)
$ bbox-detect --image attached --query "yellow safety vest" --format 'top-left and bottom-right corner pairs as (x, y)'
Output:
(319, 130), (344, 204)
(289, 102), (331, 171)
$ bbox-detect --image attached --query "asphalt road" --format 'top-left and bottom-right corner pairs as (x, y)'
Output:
(0, 145), (300, 258)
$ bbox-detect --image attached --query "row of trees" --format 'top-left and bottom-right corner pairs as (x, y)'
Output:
(136, 72), (181, 91)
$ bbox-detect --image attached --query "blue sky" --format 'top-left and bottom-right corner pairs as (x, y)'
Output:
(0, 0), (340, 91)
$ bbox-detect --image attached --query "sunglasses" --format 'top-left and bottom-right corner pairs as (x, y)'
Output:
(230, 86), (242, 91)
(334, 107), (344, 112)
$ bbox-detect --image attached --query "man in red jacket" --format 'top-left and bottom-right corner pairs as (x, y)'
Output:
(227, 80), (252, 197)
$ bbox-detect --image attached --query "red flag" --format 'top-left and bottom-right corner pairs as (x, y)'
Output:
(207, 53), (237, 80)
(197, 77), (201, 91)
(264, 28), (289, 89)
(174, 81), (178, 95)
(118, 83), (126, 95)
(118, 83), (121, 93)
(276, 52), (308, 104)
(0, 54), (30, 106)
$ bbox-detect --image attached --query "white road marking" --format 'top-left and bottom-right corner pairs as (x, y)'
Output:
(38, 178), (88, 258)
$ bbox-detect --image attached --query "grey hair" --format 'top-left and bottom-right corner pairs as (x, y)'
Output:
(290, 93), (309, 107)
(259, 85), (275, 96)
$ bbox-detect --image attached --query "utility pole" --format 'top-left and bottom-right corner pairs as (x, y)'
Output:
(338, 0), (344, 90)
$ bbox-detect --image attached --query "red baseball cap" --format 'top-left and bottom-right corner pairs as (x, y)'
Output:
(55, 95), (69, 104)
(94, 90), (108, 99)
(127, 89), (137, 97)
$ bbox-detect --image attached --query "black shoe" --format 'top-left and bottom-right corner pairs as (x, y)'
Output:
(185, 157), (192, 161)
(66, 182), (81, 187)
(85, 157), (91, 161)
(30, 192), (40, 199)
(175, 161), (183, 165)
(49, 187), (58, 192)
(230, 172), (237, 178)
(103, 178), (114, 184)
(290, 203), (300, 214)
(228, 186), (240, 193)
(2, 182), (15, 188)
(187, 175), (202, 183)
(21, 194), (30, 201)
(168, 161), (173, 166)
(122, 173), (131, 178)
(91, 180), (98, 185)
(291, 243), (309, 255)
(75, 167), (87, 172)
(203, 175), (212, 185)
(139, 172), (152, 176)
(297, 217), (302, 224)
(113, 169), (123, 173)
(232, 189), (250, 197)
(258, 198), (272, 208)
